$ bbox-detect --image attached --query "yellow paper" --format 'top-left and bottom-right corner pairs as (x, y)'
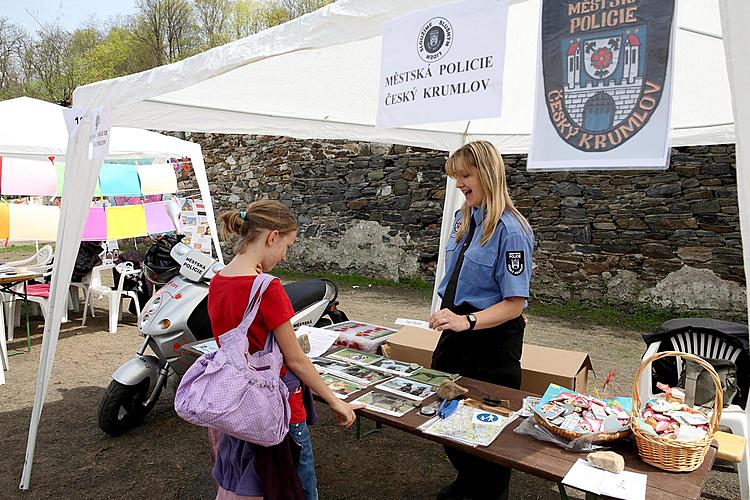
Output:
(8, 204), (60, 241)
(105, 205), (148, 240)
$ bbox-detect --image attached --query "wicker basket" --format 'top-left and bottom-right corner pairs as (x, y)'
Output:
(533, 412), (630, 443)
(631, 351), (722, 472)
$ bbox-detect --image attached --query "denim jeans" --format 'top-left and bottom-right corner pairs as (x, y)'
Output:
(289, 421), (318, 500)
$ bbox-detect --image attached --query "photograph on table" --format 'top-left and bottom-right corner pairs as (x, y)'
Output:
(330, 364), (393, 387)
(350, 391), (416, 417)
(324, 320), (397, 339)
(311, 357), (353, 373)
(327, 348), (382, 365)
(375, 377), (437, 401)
(320, 373), (362, 399)
(368, 357), (421, 376)
(405, 367), (458, 386)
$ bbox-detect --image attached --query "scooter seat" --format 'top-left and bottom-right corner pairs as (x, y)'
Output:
(283, 280), (328, 313)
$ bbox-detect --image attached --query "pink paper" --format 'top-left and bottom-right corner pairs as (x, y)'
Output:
(82, 207), (106, 241)
(145, 201), (179, 234)
(1, 157), (56, 196)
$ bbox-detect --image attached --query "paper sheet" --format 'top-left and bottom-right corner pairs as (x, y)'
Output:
(8, 204), (60, 241)
(144, 201), (179, 234)
(394, 317), (430, 329)
(562, 459), (646, 500)
(82, 207), (107, 241)
(295, 325), (340, 358)
(99, 163), (141, 196)
(137, 163), (178, 195)
(105, 205), (148, 240)
(1, 157), (57, 196)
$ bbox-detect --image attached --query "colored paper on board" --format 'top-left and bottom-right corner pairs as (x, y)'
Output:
(105, 205), (148, 240)
(8, 204), (60, 241)
(99, 163), (141, 196)
(137, 163), (178, 195)
(81, 207), (106, 241)
(0, 203), (8, 240)
(54, 162), (102, 197)
(145, 201), (179, 234)
(1, 157), (56, 196)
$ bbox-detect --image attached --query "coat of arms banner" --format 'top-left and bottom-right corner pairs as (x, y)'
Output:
(528, 0), (677, 170)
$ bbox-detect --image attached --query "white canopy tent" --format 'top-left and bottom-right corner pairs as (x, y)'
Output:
(19, 0), (750, 490)
(0, 97), (222, 258)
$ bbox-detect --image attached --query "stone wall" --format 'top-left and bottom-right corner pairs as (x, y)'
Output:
(177, 133), (746, 318)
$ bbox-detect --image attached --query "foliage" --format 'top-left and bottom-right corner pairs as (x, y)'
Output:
(0, 0), (335, 104)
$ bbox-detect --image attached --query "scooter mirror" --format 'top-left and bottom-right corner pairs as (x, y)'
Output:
(164, 199), (182, 232)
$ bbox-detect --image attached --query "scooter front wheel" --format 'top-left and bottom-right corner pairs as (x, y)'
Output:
(97, 379), (153, 436)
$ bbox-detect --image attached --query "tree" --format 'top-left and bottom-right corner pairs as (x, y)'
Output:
(0, 17), (25, 99)
(230, 0), (269, 39)
(194, 0), (231, 49)
(133, 0), (198, 66)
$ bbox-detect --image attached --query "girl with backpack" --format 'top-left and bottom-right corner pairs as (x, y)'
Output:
(208, 199), (359, 500)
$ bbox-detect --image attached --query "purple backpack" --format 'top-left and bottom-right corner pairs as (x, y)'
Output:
(174, 273), (291, 446)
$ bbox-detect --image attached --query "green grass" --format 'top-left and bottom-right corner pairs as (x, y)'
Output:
(527, 300), (703, 332)
(0, 243), (43, 263)
(274, 268), (433, 291)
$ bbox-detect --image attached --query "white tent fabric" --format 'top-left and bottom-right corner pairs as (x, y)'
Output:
(0, 97), (222, 260)
(19, 0), (749, 489)
(719, 0), (750, 460)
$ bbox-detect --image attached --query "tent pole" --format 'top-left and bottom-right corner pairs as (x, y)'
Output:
(20, 116), (104, 490)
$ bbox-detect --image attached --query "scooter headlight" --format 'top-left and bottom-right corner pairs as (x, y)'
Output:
(146, 294), (163, 315)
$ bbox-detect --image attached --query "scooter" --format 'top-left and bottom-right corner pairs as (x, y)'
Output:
(97, 240), (348, 436)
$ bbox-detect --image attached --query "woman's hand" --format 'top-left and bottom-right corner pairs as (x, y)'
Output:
(330, 399), (365, 428)
(429, 308), (470, 332)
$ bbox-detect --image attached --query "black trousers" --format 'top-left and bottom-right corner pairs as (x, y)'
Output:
(432, 308), (524, 500)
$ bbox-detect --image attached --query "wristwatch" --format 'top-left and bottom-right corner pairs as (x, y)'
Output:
(466, 313), (477, 331)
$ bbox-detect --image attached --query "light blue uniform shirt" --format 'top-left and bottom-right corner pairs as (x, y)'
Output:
(437, 208), (534, 310)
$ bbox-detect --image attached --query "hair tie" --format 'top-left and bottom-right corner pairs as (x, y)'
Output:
(239, 210), (247, 221)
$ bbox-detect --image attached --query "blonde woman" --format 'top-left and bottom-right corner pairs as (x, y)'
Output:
(428, 141), (534, 500)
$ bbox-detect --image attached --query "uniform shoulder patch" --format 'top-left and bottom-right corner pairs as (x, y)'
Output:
(506, 251), (524, 276)
(451, 219), (462, 237)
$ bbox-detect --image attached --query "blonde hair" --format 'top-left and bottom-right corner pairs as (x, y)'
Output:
(445, 141), (530, 245)
(218, 199), (298, 254)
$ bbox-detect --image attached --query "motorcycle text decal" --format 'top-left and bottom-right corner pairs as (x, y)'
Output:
(541, 0), (675, 152)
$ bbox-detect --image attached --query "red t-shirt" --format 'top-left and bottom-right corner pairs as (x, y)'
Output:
(208, 273), (306, 424)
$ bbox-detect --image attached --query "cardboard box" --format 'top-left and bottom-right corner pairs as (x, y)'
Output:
(385, 327), (592, 395)
(520, 344), (592, 395)
(384, 326), (441, 368)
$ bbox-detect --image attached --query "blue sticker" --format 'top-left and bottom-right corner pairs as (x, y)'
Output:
(476, 412), (499, 423)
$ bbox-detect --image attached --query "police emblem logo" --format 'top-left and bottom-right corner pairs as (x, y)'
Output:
(417, 17), (453, 62)
(541, 0), (675, 152)
(450, 219), (461, 237)
(506, 251), (524, 276)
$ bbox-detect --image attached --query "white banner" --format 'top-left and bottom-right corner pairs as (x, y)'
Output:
(376, 0), (509, 128)
(88, 105), (112, 160)
(527, 0), (677, 171)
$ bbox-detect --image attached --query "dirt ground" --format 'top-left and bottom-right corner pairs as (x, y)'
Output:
(0, 284), (741, 499)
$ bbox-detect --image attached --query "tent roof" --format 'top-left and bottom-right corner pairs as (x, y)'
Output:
(73, 0), (734, 153)
(0, 96), (199, 158)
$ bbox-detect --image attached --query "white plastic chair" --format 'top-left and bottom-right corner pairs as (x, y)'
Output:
(4, 244), (54, 268)
(82, 262), (142, 334)
(639, 331), (749, 499)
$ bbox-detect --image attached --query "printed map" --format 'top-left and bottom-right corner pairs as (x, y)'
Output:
(420, 403), (513, 447)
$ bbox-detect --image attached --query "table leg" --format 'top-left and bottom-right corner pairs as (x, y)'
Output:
(23, 280), (30, 353)
(355, 417), (382, 440)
